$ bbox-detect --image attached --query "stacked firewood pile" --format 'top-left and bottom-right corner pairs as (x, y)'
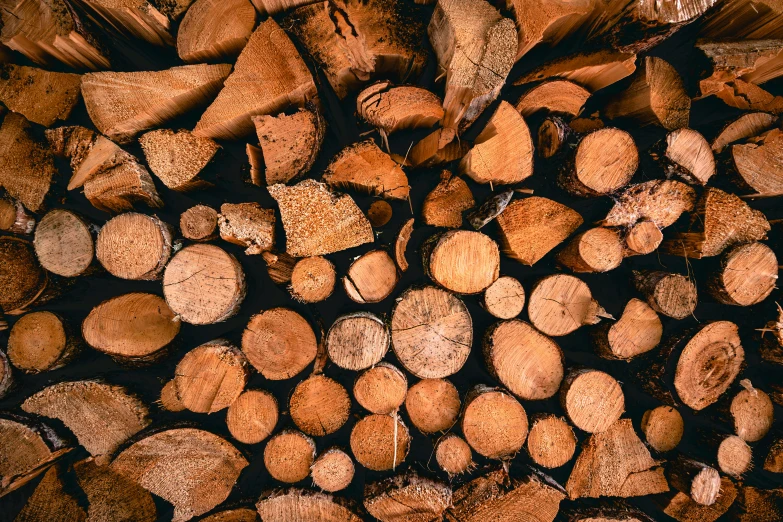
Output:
(1, 0), (783, 519)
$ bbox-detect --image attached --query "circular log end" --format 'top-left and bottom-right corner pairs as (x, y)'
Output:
(311, 448), (354, 492)
(562, 369), (625, 433)
(290, 256), (336, 303)
(264, 430), (316, 483)
(290, 374), (351, 436)
(483, 276), (525, 319)
(526, 414), (576, 468)
(404, 378), (460, 434)
(226, 389), (278, 444)
(354, 363), (407, 415)
(435, 434), (473, 475)
(640, 406), (683, 452)
(350, 414), (410, 471)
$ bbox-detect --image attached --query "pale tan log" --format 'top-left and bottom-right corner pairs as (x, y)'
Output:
(159, 380), (185, 412)
(641, 406), (684, 452)
(405, 378), (460, 434)
(0, 113), (56, 212)
(253, 106), (324, 185)
(343, 250), (398, 304)
(139, 129), (219, 191)
(354, 363), (407, 415)
(34, 209), (95, 277)
(180, 205), (218, 241)
(177, 0), (256, 63)
(482, 276), (525, 319)
(96, 213), (173, 280)
(327, 312), (389, 371)
(515, 80), (590, 118)
(357, 81), (444, 140)
(633, 271), (698, 320)
(528, 274), (609, 336)
(72, 0), (173, 46)
(424, 230), (500, 294)
(174, 340), (248, 413)
(730, 379), (774, 442)
(667, 456), (721, 506)
(526, 414), (577, 468)
(593, 298), (662, 360)
(660, 476), (736, 522)
(561, 369), (625, 433)
(436, 434), (474, 475)
(0, 64), (81, 126)
(461, 386), (528, 459)
(653, 128), (715, 185)
(409, 128), (471, 168)
(711, 112), (777, 153)
(323, 140), (410, 200)
(557, 227), (623, 273)
(226, 389), (278, 444)
(707, 242), (777, 306)
(364, 472), (452, 522)
(290, 256), (336, 303)
(256, 490), (361, 522)
(311, 448), (354, 492)
(717, 435), (753, 478)
(514, 50), (637, 91)
(242, 308), (317, 380)
(422, 171), (475, 228)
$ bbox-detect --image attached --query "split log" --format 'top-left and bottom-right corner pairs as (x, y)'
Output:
(0, 64), (81, 127)
(593, 298), (662, 360)
(111, 428), (248, 522)
(262, 252), (296, 286)
(505, 0), (592, 60)
(289, 256), (336, 303)
(711, 112), (777, 153)
(567, 418), (668, 499)
(435, 434), (474, 475)
(0, 113), (56, 212)
(83, 293), (179, 363)
(528, 274), (609, 336)
(424, 230), (499, 294)
(33, 209), (95, 278)
(350, 414), (410, 471)
(323, 140), (409, 200)
(467, 189), (514, 230)
(354, 363), (407, 415)
(728, 128), (783, 195)
(289, 374), (351, 436)
(661, 187), (770, 258)
(391, 286), (472, 378)
(96, 213), (173, 280)
(367, 200), (393, 227)
(633, 271), (698, 320)
(659, 475), (736, 522)
(163, 244), (245, 324)
(0, 350), (11, 399)
(226, 389), (278, 444)
(514, 49), (637, 91)
(174, 340), (248, 413)
(641, 406), (683, 452)
(526, 414), (577, 468)
(218, 203), (275, 255)
(158, 0), (196, 20)
(177, 0), (255, 63)
(356, 82), (444, 142)
(286, 0), (427, 100)
(311, 448), (354, 492)
(700, 77), (783, 113)
(715, 434), (753, 478)
(326, 312), (389, 371)
(408, 128), (471, 167)
(364, 472), (452, 522)
(404, 378), (460, 434)
(22, 380), (149, 457)
(624, 220), (663, 255)
(252, 106), (324, 185)
(604, 56), (690, 130)
(180, 204), (218, 241)
(732, 486), (783, 522)
(667, 456), (721, 506)
(708, 242), (777, 306)
(268, 180), (374, 257)
(562, 502), (656, 522)
(139, 129), (219, 191)
(15, 465), (86, 522)
(461, 386), (528, 459)
(71, 0), (173, 46)
(761, 304), (783, 365)
(729, 380), (774, 442)
(497, 197), (583, 266)
(697, 39), (783, 96)
(483, 319), (564, 400)
(602, 179), (696, 232)
(561, 369), (625, 433)
(0, 195), (35, 235)
(256, 489), (361, 522)
(765, 438), (783, 473)
(8, 312), (80, 373)
(82, 64), (231, 143)
(264, 430), (316, 483)
(557, 227), (623, 273)
(700, 0), (783, 39)
(650, 128), (715, 185)
(249, 0), (319, 14)
(159, 380), (185, 412)
(458, 101), (534, 185)
(515, 80), (590, 118)
(394, 218), (414, 271)
(242, 308), (317, 380)
(0, 237), (49, 315)
(422, 171), (475, 228)
(482, 276), (525, 319)
(74, 458), (157, 522)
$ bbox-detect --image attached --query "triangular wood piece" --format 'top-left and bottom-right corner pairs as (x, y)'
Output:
(514, 49), (637, 92)
(322, 140), (410, 200)
(139, 129), (219, 191)
(82, 63), (232, 143)
(71, 0), (174, 47)
(660, 476), (737, 522)
(0, 113), (57, 212)
(15, 466), (86, 521)
(0, 64), (81, 127)
(697, 39), (783, 91)
(357, 81), (443, 140)
(700, 77), (783, 113)
(515, 80), (590, 118)
(256, 489), (362, 522)
(506, 0), (592, 61)
(176, 0), (256, 63)
(74, 458), (157, 522)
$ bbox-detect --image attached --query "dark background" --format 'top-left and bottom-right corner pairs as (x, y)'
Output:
(1, 2), (783, 520)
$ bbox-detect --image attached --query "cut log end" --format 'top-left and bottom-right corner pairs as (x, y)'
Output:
(529, 274), (608, 337)
(290, 256), (336, 303)
(730, 381), (774, 441)
(625, 221), (663, 255)
(561, 128), (639, 197)
(97, 213), (173, 281)
(633, 271), (697, 320)
(526, 414), (577, 468)
(367, 201), (393, 228)
(425, 230), (500, 294)
(226, 389), (278, 444)
(343, 250), (399, 304)
(8, 312), (78, 373)
(290, 374), (351, 437)
(404, 378), (461, 434)
(595, 298), (662, 360)
(482, 276), (525, 319)
(461, 387), (528, 459)
(717, 435), (753, 478)
(641, 406), (684, 452)
(311, 448), (355, 492)
(264, 430), (316, 483)
(436, 434), (474, 475)
(243, 308), (317, 380)
(33, 210), (94, 278)
(557, 227), (623, 273)
(327, 312), (389, 371)
(350, 414), (410, 471)
(218, 202), (275, 255)
(561, 369), (625, 433)
(354, 363), (407, 415)
(708, 242), (777, 306)
(180, 205), (218, 241)
(174, 340), (249, 414)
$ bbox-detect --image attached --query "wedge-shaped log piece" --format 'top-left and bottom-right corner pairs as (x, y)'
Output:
(729, 128), (783, 195)
(177, 0), (256, 63)
(514, 49), (636, 91)
(268, 180), (373, 257)
(252, 105), (324, 185)
(194, 19), (315, 140)
(22, 380), (149, 457)
(701, 0), (783, 39)
(659, 476), (736, 522)
(72, 0), (173, 47)
(357, 82), (444, 141)
(0, 237), (49, 315)
(0, 113), (56, 212)
(323, 140), (409, 199)
(711, 112), (777, 153)
(83, 63), (231, 143)
(505, 0), (592, 61)
(218, 202), (275, 255)
(567, 419), (668, 499)
(422, 170), (475, 228)
(75, 458), (157, 522)
(111, 428), (248, 522)
(139, 129), (219, 191)
(697, 39), (783, 96)
(0, 64), (81, 127)
(593, 298), (662, 360)
(603, 179), (695, 230)
(651, 128), (715, 185)
(701, 77), (783, 113)
(286, 0), (427, 99)
(459, 101), (533, 185)
(497, 197), (583, 266)
(15, 465), (86, 521)
(409, 127), (471, 167)
(515, 80), (590, 118)
(429, 0), (517, 146)
(256, 489), (362, 522)
(365, 472), (452, 522)
(251, 0), (320, 14)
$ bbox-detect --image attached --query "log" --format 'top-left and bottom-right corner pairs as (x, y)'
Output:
(528, 274), (609, 336)
(0, 195), (35, 235)
(138, 129), (219, 191)
(250, 0), (319, 15)
(82, 64), (231, 143)
(159, 379), (185, 412)
(217, 202), (275, 255)
(33, 209), (95, 278)
(667, 456), (721, 506)
(268, 180), (374, 257)
(650, 128), (715, 185)
(71, 0), (173, 46)
(0, 237), (49, 315)
(364, 472), (452, 522)
(252, 106), (324, 186)
(422, 171), (475, 228)
(174, 340), (248, 413)
(176, 0), (255, 63)
(423, 230), (500, 294)
(367, 200), (393, 227)
(408, 128), (471, 167)
(707, 242), (777, 306)
(394, 218), (414, 271)
(0, 64), (81, 127)
(602, 179), (696, 231)
(311, 448), (354, 492)
(391, 286), (472, 378)
(322, 140), (410, 200)
(461, 386), (528, 459)
(356, 82), (443, 142)
(633, 271), (698, 320)
(557, 227), (623, 273)
(701, 77), (783, 113)
(482, 275), (525, 319)
(83, 293), (179, 363)
(514, 49), (637, 91)
(700, 0), (783, 39)
(711, 112), (777, 153)
(289, 374), (351, 436)
(264, 430), (316, 483)
(505, 0), (592, 60)
(256, 489), (361, 522)
(435, 434), (474, 475)
(497, 197), (583, 266)
(732, 486), (783, 522)
(163, 244), (246, 325)
(180, 204), (218, 241)
(562, 502), (655, 522)
(761, 304), (783, 365)
(566, 418), (668, 499)
(354, 363), (407, 415)
(8, 312), (80, 373)
(640, 406), (683, 453)
(0, 113), (57, 212)
(561, 369), (625, 433)
(593, 298), (662, 360)
(111, 428), (248, 522)
(696, 39), (783, 97)
(96, 213), (173, 280)
(289, 256), (336, 303)
(74, 458), (157, 522)
(483, 319), (564, 400)
(624, 220), (663, 255)
(157, 0), (196, 20)
(350, 414), (410, 471)
(515, 80), (590, 118)
(467, 189), (514, 230)
(659, 475), (736, 522)
(404, 378), (460, 434)
(729, 379), (774, 442)
(22, 380), (149, 457)
(458, 101), (534, 185)
(225, 389), (278, 444)
(326, 312), (389, 371)
(242, 308), (317, 380)
(0, 350), (11, 399)
(526, 414), (577, 468)
(765, 438), (783, 473)
(15, 465), (86, 522)
(728, 128), (783, 195)
(715, 434), (753, 478)
(604, 56), (690, 130)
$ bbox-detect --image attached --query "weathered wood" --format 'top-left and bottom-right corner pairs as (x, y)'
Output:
(0, 64), (81, 127)
(177, 0), (255, 63)
(633, 271), (698, 320)
(323, 140), (410, 200)
(33, 209), (95, 277)
(218, 202), (275, 255)
(357, 81), (443, 142)
(0, 113), (57, 212)
(242, 308), (317, 380)
(327, 312), (389, 371)
(482, 276), (525, 319)
(311, 448), (354, 492)
(139, 129), (219, 191)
